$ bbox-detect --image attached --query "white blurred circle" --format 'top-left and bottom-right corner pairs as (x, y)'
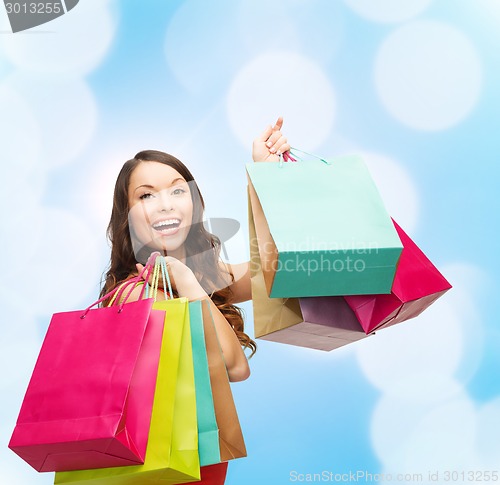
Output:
(0, 84), (42, 182)
(344, 0), (432, 23)
(371, 379), (475, 471)
(0, 0), (117, 76)
(0, 200), (45, 280)
(356, 297), (463, 393)
(403, 396), (477, 470)
(227, 51), (336, 151)
(80, 147), (131, 231)
(26, 207), (101, 313)
(476, 398), (500, 467)
(440, 263), (486, 385)
(375, 21), (482, 131)
(0, 297), (41, 391)
(4, 74), (97, 169)
(357, 151), (419, 234)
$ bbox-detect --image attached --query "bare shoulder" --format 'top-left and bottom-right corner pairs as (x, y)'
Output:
(114, 280), (144, 303)
(217, 260), (251, 303)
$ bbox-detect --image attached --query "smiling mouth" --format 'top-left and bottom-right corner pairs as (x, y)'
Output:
(152, 219), (181, 235)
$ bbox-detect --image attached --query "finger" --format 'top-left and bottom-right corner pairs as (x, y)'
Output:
(163, 256), (177, 278)
(275, 141), (291, 156)
(256, 124), (274, 142)
(265, 132), (284, 151)
(272, 116), (283, 132)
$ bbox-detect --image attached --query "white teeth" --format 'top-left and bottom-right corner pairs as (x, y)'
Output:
(153, 219), (180, 229)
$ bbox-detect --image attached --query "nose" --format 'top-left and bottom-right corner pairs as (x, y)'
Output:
(158, 189), (174, 212)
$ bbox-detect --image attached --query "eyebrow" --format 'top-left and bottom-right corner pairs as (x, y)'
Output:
(133, 178), (187, 194)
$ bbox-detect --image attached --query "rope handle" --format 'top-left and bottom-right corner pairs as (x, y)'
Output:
(278, 147), (331, 167)
(80, 252), (160, 319)
(145, 253), (174, 301)
(149, 255), (174, 301)
(107, 254), (175, 306)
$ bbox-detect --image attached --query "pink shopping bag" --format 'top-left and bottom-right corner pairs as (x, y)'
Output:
(9, 273), (164, 472)
(345, 220), (452, 334)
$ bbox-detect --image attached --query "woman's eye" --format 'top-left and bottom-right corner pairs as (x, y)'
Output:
(139, 192), (154, 200)
(172, 188), (186, 196)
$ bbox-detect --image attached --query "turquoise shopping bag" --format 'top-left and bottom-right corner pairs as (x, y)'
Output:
(247, 152), (403, 297)
(189, 300), (220, 466)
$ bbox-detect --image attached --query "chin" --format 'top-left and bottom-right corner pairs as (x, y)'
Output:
(133, 239), (185, 262)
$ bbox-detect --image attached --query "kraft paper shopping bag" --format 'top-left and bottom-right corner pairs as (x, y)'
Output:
(249, 192), (373, 351)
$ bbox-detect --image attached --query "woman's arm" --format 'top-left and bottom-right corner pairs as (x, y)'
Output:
(168, 258), (251, 382)
(219, 261), (251, 304)
(220, 117), (290, 303)
(132, 258), (251, 382)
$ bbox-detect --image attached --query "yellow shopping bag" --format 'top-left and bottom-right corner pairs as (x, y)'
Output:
(55, 297), (200, 485)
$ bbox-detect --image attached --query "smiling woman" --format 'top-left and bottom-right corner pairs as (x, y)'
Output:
(99, 118), (291, 382)
(128, 156), (195, 263)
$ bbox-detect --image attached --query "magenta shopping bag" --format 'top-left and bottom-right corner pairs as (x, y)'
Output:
(345, 220), (452, 334)
(9, 276), (164, 473)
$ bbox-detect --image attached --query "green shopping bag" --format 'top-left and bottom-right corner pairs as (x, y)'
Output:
(247, 150), (403, 298)
(55, 295), (200, 484)
(189, 300), (220, 466)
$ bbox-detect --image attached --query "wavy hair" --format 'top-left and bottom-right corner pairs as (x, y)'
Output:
(101, 150), (256, 356)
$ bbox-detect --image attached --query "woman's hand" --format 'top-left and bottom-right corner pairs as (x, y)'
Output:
(252, 116), (291, 162)
(136, 256), (250, 382)
(136, 256), (207, 301)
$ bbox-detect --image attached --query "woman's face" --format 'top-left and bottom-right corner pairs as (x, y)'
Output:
(127, 161), (194, 259)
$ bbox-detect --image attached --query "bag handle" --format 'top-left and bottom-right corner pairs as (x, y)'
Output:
(117, 251), (159, 305)
(148, 255), (174, 301)
(107, 253), (175, 306)
(80, 252), (160, 318)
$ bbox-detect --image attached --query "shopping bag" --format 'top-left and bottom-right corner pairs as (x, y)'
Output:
(9, 275), (164, 472)
(107, 278), (223, 467)
(344, 219), (452, 333)
(249, 195), (372, 351)
(189, 300), (220, 466)
(247, 151), (403, 298)
(55, 296), (200, 484)
(294, 296), (373, 351)
(155, 257), (245, 463)
(200, 299), (247, 461)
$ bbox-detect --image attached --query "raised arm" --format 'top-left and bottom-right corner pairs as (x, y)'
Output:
(222, 117), (290, 302)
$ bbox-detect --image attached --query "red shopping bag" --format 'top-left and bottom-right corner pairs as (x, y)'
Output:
(345, 220), (452, 334)
(9, 269), (165, 472)
(184, 462), (228, 485)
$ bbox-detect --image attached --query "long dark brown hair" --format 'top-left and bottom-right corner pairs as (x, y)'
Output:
(101, 150), (256, 356)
